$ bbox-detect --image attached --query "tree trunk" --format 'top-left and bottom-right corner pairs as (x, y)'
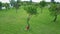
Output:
(53, 15), (57, 22)
(26, 14), (32, 30)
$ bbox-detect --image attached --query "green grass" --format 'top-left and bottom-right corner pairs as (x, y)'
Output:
(0, 7), (60, 34)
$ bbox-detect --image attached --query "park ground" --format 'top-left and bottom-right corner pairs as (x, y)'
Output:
(0, 7), (60, 34)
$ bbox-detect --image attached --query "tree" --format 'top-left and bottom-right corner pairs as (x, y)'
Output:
(10, 0), (20, 13)
(10, 0), (15, 7)
(14, 0), (21, 13)
(0, 2), (2, 10)
(39, 0), (47, 13)
(24, 5), (37, 30)
(49, 3), (60, 22)
(4, 3), (10, 10)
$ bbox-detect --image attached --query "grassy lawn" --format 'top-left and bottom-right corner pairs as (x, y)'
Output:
(0, 7), (60, 34)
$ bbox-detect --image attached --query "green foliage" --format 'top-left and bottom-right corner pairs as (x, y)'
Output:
(0, 2), (2, 10)
(4, 3), (10, 9)
(14, 0), (21, 9)
(49, 3), (60, 16)
(24, 5), (37, 15)
(49, 3), (57, 12)
(39, 0), (47, 8)
(0, 2), (2, 6)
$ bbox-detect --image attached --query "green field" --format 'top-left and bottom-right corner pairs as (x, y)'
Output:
(0, 7), (60, 34)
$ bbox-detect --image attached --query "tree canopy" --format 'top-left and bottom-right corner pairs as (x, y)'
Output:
(24, 5), (37, 15)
